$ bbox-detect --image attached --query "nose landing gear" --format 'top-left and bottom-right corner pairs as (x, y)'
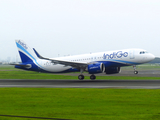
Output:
(134, 71), (138, 74)
(133, 65), (138, 74)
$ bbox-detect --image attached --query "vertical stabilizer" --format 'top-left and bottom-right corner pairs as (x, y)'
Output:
(15, 40), (38, 63)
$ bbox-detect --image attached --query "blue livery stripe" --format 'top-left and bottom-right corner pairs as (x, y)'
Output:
(16, 42), (45, 70)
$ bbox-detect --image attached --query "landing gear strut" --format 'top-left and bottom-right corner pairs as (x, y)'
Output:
(78, 68), (97, 80)
(78, 69), (85, 80)
(133, 65), (138, 74)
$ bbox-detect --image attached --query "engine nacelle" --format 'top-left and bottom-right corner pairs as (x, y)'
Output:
(105, 67), (121, 74)
(88, 63), (105, 74)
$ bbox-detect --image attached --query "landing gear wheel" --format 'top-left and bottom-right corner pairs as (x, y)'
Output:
(134, 71), (138, 74)
(133, 65), (138, 74)
(90, 74), (96, 80)
(78, 75), (84, 80)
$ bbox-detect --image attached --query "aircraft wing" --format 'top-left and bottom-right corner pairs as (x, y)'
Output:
(33, 48), (90, 69)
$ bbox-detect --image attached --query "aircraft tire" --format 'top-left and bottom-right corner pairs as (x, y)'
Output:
(134, 71), (138, 74)
(78, 75), (84, 80)
(90, 74), (96, 80)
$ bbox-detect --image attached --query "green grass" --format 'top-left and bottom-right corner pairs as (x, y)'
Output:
(0, 65), (17, 71)
(0, 65), (160, 80)
(0, 88), (160, 120)
(121, 64), (160, 70)
(0, 64), (160, 80)
(0, 65), (160, 120)
(0, 70), (160, 80)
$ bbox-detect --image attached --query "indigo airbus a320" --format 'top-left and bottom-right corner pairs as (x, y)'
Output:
(12, 40), (155, 80)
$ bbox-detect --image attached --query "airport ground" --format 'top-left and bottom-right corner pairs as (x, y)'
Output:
(0, 64), (160, 80)
(0, 64), (160, 120)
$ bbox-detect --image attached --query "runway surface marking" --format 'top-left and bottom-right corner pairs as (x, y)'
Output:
(0, 80), (160, 89)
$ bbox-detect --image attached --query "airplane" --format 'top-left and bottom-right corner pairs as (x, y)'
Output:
(12, 40), (155, 80)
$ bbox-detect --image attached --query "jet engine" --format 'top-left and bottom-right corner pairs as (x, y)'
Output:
(105, 67), (121, 74)
(88, 63), (105, 74)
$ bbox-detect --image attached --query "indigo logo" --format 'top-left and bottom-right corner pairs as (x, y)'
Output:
(18, 40), (28, 49)
(103, 51), (128, 59)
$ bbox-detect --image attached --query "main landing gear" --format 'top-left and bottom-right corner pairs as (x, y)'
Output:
(78, 74), (96, 80)
(78, 74), (84, 80)
(133, 65), (138, 74)
(78, 68), (96, 80)
(90, 74), (96, 80)
(78, 69), (85, 80)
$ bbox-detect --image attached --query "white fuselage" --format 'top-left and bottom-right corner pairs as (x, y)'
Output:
(35, 48), (155, 73)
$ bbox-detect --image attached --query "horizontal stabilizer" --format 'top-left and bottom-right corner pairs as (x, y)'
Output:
(10, 64), (31, 67)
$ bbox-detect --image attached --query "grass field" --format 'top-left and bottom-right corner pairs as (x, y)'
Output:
(123, 64), (160, 70)
(1, 70), (160, 80)
(0, 65), (160, 120)
(0, 88), (160, 120)
(0, 65), (160, 80)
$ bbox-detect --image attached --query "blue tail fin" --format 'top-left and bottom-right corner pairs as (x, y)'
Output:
(15, 40), (39, 63)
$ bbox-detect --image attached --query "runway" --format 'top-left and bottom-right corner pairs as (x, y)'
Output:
(0, 80), (160, 89)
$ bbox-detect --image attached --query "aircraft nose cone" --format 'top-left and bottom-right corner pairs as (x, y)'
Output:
(150, 54), (155, 61)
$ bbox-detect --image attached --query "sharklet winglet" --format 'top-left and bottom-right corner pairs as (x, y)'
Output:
(33, 48), (50, 60)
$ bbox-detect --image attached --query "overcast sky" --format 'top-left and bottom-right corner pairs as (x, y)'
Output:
(0, 0), (160, 61)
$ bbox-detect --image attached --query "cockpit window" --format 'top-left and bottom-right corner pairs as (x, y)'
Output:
(140, 51), (148, 54)
(140, 51), (144, 54)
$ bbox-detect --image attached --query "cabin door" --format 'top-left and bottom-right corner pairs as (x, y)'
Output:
(130, 50), (135, 59)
